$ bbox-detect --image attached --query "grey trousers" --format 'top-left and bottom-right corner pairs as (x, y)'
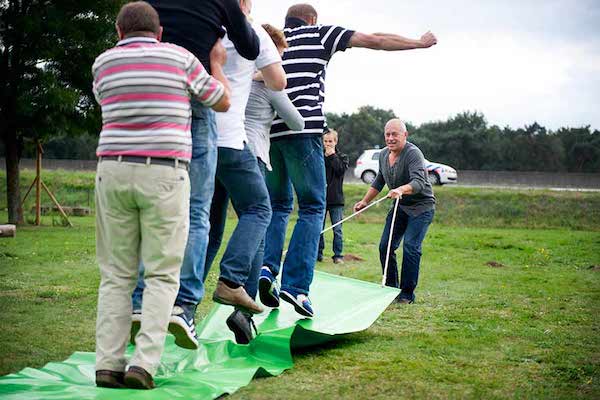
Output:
(95, 160), (189, 376)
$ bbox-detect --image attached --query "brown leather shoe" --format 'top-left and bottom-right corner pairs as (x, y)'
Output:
(212, 280), (264, 314)
(95, 370), (125, 388)
(124, 366), (155, 390)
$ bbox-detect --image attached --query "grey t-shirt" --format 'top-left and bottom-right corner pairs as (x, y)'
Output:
(244, 80), (304, 169)
(371, 142), (435, 216)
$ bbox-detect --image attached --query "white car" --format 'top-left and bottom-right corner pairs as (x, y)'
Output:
(354, 148), (458, 185)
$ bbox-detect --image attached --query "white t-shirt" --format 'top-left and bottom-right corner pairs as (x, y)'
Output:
(216, 23), (282, 149)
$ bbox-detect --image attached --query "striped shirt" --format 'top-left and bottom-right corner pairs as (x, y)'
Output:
(270, 17), (354, 140)
(92, 37), (225, 162)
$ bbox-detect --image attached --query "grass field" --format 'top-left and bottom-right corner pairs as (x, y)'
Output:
(0, 172), (599, 399)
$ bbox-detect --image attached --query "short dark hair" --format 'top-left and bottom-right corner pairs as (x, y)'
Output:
(116, 1), (160, 37)
(286, 4), (318, 23)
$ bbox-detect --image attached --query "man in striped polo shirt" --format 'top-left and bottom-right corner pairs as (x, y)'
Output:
(259, 3), (437, 317)
(93, 1), (229, 389)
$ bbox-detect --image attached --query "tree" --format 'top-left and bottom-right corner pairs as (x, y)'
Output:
(1, 0), (123, 223)
(326, 106), (396, 163)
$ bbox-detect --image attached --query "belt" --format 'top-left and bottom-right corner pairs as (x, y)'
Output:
(99, 156), (189, 171)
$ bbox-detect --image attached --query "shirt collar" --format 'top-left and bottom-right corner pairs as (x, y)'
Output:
(285, 17), (309, 29)
(117, 36), (159, 46)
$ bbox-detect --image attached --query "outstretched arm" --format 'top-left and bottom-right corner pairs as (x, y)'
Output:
(349, 31), (437, 50)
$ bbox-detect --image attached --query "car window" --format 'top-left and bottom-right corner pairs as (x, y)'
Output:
(371, 152), (380, 160)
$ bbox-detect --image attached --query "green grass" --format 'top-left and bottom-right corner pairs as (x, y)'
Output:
(2, 169), (600, 230)
(0, 208), (599, 398)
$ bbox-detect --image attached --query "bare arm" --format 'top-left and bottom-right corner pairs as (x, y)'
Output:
(354, 187), (381, 212)
(349, 31), (437, 51)
(209, 39), (231, 112)
(208, 64), (231, 112)
(260, 62), (286, 92)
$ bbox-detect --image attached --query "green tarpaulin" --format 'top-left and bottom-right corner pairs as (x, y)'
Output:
(0, 271), (399, 399)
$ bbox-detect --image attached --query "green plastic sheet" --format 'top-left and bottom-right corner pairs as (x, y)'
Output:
(0, 271), (399, 400)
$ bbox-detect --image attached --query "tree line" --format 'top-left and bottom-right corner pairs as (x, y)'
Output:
(327, 107), (600, 173)
(5, 107), (599, 175)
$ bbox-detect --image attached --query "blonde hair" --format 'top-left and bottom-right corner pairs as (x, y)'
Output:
(262, 24), (288, 50)
(324, 129), (338, 142)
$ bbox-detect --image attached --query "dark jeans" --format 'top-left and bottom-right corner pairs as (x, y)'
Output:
(379, 207), (434, 299)
(318, 206), (344, 259)
(205, 145), (272, 299)
(132, 103), (217, 311)
(263, 136), (326, 295)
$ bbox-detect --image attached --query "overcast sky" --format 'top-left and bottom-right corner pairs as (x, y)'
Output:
(251, 0), (600, 130)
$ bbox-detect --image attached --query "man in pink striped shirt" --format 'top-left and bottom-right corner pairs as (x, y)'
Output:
(92, 1), (229, 390)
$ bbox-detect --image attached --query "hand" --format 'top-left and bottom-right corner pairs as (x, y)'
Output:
(419, 31), (437, 48)
(210, 39), (227, 67)
(253, 71), (264, 82)
(387, 188), (403, 199)
(325, 146), (335, 156)
(354, 200), (368, 213)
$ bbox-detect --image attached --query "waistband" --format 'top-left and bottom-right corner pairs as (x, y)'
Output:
(98, 156), (189, 171)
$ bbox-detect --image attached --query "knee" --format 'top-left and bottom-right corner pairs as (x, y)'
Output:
(271, 197), (293, 213)
(379, 240), (389, 256)
(403, 242), (422, 256)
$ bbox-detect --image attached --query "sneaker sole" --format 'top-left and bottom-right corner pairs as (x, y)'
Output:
(226, 317), (252, 345)
(168, 321), (198, 350)
(280, 291), (314, 318)
(258, 277), (280, 308)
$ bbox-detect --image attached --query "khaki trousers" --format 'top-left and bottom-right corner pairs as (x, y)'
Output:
(95, 160), (190, 376)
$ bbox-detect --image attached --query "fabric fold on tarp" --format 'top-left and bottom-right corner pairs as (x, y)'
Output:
(0, 271), (399, 400)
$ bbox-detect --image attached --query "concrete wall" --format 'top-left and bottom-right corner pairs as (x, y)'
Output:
(2, 159), (599, 189)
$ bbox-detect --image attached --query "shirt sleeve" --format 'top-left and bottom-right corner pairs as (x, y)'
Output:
(406, 147), (428, 194)
(91, 58), (102, 104)
(371, 171), (385, 192)
(269, 89), (304, 131)
(255, 25), (282, 69)
(319, 25), (355, 59)
(329, 153), (349, 177)
(221, 0), (260, 60)
(185, 54), (225, 108)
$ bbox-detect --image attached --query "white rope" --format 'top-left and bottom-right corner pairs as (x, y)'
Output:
(320, 196), (389, 234)
(381, 197), (400, 287)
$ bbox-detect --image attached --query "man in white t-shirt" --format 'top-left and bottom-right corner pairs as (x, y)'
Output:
(204, 0), (287, 344)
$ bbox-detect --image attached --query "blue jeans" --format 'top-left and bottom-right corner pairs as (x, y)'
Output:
(263, 136), (326, 295)
(318, 206), (344, 259)
(133, 103), (218, 311)
(379, 207), (434, 299)
(205, 145), (272, 299)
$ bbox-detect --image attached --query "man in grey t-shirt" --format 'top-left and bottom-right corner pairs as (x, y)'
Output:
(354, 119), (435, 304)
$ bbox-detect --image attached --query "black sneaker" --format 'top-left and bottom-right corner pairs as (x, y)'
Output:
(168, 305), (199, 350)
(258, 266), (280, 308)
(226, 309), (257, 345)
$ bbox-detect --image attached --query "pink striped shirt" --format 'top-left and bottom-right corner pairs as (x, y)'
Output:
(92, 37), (225, 161)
